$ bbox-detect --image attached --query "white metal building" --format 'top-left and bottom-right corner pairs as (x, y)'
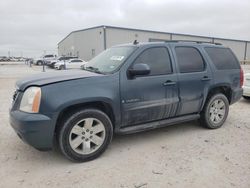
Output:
(58, 25), (250, 62)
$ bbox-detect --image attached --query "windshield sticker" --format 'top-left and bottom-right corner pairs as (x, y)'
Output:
(110, 56), (124, 61)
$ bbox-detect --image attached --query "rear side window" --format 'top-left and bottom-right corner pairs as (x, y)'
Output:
(71, 60), (82, 62)
(175, 47), (205, 73)
(205, 47), (240, 70)
(44, 55), (54, 58)
(134, 47), (172, 75)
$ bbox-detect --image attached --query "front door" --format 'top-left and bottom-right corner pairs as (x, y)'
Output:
(120, 46), (179, 127)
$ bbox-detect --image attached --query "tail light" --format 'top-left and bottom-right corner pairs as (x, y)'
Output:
(240, 67), (244, 88)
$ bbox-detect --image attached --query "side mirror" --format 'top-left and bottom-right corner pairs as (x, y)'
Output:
(129, 63), (150, 77)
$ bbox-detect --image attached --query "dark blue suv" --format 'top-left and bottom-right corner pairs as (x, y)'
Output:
(10, 41), (243, 162)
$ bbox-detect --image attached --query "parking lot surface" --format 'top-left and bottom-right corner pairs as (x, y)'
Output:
(0, 63), (250, 188)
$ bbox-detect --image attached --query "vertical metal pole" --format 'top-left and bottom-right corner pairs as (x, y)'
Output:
(42, 50), (46, 72)
(103, 26), (107, 50)
(42, 58), (45, 72)
(244, 41), (247, 62)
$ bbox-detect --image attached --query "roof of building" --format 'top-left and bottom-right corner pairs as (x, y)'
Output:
(58, 25), (250, 45)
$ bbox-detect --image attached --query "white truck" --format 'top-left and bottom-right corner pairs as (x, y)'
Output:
(33, 54), (57, 65)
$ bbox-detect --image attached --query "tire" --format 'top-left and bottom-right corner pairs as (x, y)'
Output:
(243, 96), (250, 100)
(59, 65), (65, 70)
(58, 108), (113, 162)
(200, 93), (229, 129)
(37, 61), (43, 65)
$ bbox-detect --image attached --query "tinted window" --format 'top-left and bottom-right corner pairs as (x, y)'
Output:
(71, 60), (82, 63)
(44, 55), (54, 58)
(175, 47), (205, 73)
(59, 57), (68, 60)
(134, 47), (172, 75)
(205, 47), (240, 70)
(59, 56), (77, 61)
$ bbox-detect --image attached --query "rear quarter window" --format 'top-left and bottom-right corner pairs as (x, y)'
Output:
(204, 47), (240, 70)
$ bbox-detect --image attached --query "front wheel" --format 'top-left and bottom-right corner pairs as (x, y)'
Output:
(200, 93), (229, 129)
(59, 65), (65, 70)
(37, 61), (43, 65)
(58, 109), (113, 162)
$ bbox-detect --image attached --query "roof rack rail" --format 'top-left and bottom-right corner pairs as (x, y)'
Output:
(161, 40), (222, 45)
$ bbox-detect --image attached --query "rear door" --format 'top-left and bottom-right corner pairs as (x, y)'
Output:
(120, 45), (179, 127)
(172, 45), (212, 116)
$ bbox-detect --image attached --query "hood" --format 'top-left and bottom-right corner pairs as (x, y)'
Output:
(16, 70), (102, 91)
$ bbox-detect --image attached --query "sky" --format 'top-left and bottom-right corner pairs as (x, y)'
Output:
(0, 0), (250, 57)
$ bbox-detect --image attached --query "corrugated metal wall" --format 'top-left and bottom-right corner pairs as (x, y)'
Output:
(74, 28), (104, 61)
(58, 26), (250, 62)
(106, 28), (171, 48)
(246, 42), (250, 60)
(171, 34), (211, 42)
(58, 27), (104, 61)
(58, 34), (74, 57)
(213, 39), (246, 61)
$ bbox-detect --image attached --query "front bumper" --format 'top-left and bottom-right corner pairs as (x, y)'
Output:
(243, 85), (250, 97)
(9, 110), (55, 150)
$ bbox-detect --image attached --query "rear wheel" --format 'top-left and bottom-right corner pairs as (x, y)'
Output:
(58, 109), (113, 162)
(200, 93), (229, 129)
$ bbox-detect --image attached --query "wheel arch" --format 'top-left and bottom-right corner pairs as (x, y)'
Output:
(205, 84), (233, 106)
(54, 100), (116, 136)
(36, 60), (43, 65)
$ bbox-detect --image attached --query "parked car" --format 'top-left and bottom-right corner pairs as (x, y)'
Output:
(243, 73), (250, 100)
(54, 59), (86, 70)
(0, 56), (11, 61)
(47, 56), (78, 68)
(33, 54), (57, 65)
(9, 41), (243, 162)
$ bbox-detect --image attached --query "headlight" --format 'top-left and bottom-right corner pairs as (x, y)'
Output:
(20, 87), (41, 113)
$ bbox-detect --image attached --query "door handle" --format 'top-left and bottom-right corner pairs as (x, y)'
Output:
(163, 80), (176, 86)
(201, 76), (211, 81)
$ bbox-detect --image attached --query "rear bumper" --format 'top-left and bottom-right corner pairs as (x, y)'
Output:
(9, 110), (55, 150)
(230, 88), (243, 104)
(243, 85), (250, 97)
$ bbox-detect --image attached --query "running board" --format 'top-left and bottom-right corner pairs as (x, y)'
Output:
(118, 114), (200, 134)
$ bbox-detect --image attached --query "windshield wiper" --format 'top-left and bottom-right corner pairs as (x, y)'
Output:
(83, 66), (104, 74)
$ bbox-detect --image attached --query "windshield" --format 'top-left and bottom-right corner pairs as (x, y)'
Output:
(84, 46), (136, 74)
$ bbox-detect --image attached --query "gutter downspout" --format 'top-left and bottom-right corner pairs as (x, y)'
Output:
(103, 26), (107, 50)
